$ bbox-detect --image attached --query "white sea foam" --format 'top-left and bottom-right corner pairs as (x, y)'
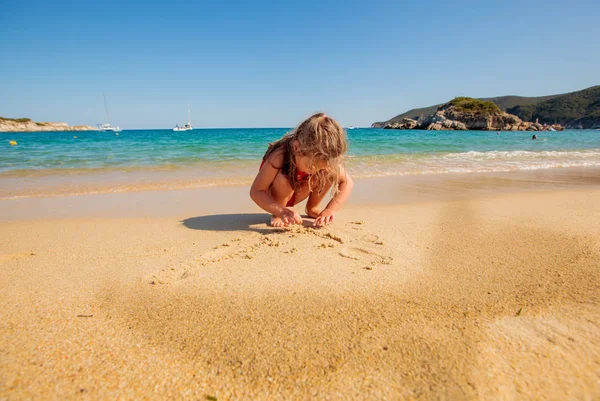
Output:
(348, 149), (600, 178)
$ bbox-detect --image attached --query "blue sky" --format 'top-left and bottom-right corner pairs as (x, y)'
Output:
(1, 0), (599, 128)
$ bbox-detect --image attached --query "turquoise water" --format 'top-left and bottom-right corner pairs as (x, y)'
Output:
(3, 128), (600, 172)
(2, 128), (600, 197)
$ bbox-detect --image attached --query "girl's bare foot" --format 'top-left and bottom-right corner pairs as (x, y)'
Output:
(271, 215), (286, 227)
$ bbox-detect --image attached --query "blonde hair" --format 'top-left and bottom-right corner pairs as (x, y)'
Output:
(263, 112), (348, 196)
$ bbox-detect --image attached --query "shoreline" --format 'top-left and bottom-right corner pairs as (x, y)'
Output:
(5, 127), (600, 132)
(1, 166), (600, 221)
(2, 163), (600, 201)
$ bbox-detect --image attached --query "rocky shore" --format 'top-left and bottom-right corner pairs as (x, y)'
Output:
(564, 117), (600, 130)
(0, 118), (95, 132)
(376, 99), (565, 131)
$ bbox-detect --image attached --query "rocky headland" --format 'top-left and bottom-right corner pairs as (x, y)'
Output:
(0, 117), (95, 132)
(373, 85), (599, 130)
(378, 97), (565, 131)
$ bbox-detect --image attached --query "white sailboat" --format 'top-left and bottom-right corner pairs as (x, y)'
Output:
(96, 94), (122, 132)
(173, 102), (193, 131)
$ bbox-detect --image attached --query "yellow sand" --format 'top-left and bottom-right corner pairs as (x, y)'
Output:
(1, 171), (599, 400)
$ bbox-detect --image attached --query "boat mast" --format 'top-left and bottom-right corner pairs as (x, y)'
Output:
(103, 93), (110, 125)
(187, 100), (191, 126)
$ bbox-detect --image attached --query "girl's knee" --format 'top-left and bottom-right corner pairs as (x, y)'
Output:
(269, 171), (294, 204)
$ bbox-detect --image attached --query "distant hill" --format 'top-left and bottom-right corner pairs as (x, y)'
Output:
(380, 104), (441, 124)
(373, 86), (599, 128)
(507, 86), (600, 128)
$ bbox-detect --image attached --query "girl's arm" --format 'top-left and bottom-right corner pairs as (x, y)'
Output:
(314, 167), (354, 227)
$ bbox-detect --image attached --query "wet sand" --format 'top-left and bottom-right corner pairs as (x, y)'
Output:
(1, 168), (599, 400)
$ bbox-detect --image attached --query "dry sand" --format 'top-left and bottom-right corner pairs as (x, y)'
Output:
(1, 169), (599, 400)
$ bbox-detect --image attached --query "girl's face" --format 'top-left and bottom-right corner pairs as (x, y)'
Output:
(296, 155), (327, 174)
(293, 140), (327, 174)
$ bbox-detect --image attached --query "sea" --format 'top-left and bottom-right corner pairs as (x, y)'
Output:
(2, 128), (600, 199)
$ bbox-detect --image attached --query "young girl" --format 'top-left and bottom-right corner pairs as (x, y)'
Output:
(250, 112), (353, 228)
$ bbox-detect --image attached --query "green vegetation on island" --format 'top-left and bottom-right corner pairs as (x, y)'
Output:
(447, 97), (501, 115)
(0, 117), (33, 123)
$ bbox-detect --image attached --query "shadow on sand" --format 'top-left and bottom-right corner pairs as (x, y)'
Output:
(181, 213), (316, 233)
(181, 213), (269, 232)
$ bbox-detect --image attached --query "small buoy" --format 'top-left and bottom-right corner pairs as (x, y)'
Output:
(9, 140), (17, 146)
(73, 136), (78, 139)
(115, 133), (119, 136)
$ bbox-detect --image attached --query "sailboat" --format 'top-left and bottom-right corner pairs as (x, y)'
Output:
(96, 93), (122, 132)
(173, 102), (193, 131)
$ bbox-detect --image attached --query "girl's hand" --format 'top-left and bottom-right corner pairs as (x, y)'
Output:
(278, 208), (303, 226)
(313, 209), (335, 227)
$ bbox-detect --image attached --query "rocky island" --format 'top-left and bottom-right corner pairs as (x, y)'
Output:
(373, 85), (600, 130)
(381, 98), (563, 131)
(0, 117), (95, 132)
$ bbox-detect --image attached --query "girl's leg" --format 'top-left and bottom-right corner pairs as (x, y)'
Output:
(268, 171), (294, 226)
(294, 178), (333, 219)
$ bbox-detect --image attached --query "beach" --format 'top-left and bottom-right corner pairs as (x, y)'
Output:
(1, 168), (599, 400)
(3, 0), (599, 396)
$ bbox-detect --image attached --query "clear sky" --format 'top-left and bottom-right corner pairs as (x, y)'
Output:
(1, 0), (599, 128)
